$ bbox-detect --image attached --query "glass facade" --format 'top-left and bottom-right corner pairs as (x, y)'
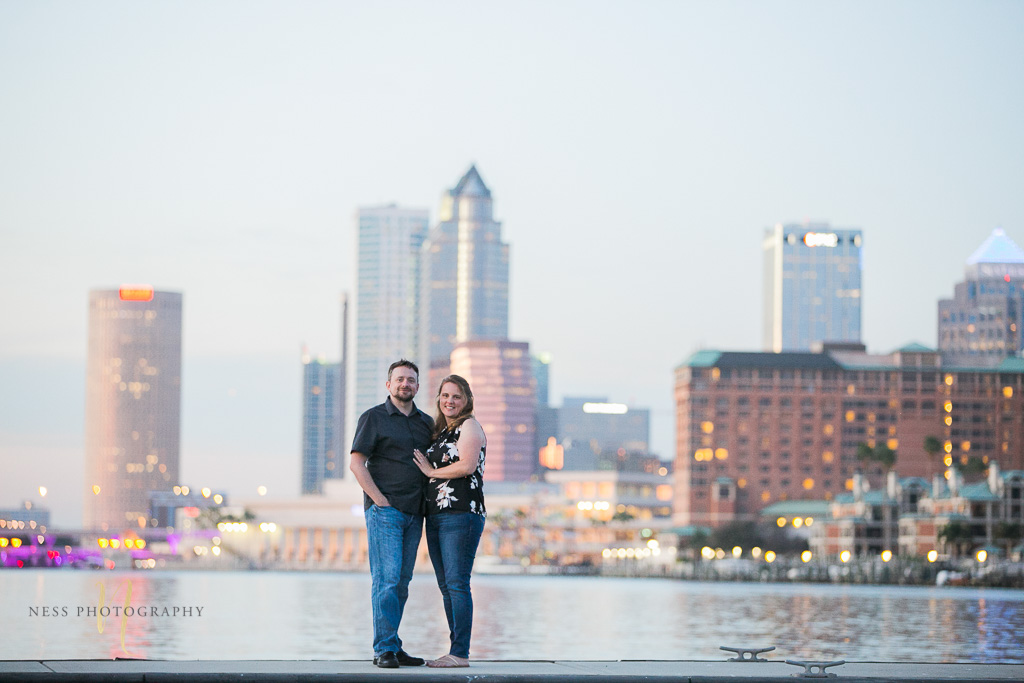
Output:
(420, 166), (509, 369)
(353, 205), (429, 418)
(302, 359), (342, 494)
(938, 228), (1024, 366)
(762, 223), (863, 352)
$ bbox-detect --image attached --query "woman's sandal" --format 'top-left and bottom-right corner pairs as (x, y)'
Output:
(427, 654), (469, 668)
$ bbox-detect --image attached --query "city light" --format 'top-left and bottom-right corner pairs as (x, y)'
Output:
(751, 547), (762, 559)
(792, 518), (803, 529)
(840, 550), (851, 563)
(776, 517), (786, 527)
(803, 232), (839, 247)
(731, 546), (742, 558)
(976, 550), (988, 563)
(119, 285), (154, 301)
(801, 550), (812, 563)
(257, 486), (268, 496)
(881, 550), (892, 562)
(701, 546), (715, 560)
(764, 551), (776, 563)
(38, 486), (47, 497)
(582, 402), (628, 414)
(927, 550), (938, 563)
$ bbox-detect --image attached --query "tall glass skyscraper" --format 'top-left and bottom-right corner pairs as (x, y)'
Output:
(353, 205), (429, 417)
(301, 356), (342, 494)
(762, 223), (863, 352)
(938, 228), (1024, 366)
(84, 287), (182, 532)
(420, 166), (510, 372)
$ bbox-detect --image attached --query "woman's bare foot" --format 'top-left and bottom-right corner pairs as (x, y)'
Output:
(427, 654), (469, 668)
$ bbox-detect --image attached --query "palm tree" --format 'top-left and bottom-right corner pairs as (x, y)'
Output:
(924, 436), (943, 477)
(938, 520), (973, 559)
(994, 521), (1023, 558)
(874, 445), (897, 471)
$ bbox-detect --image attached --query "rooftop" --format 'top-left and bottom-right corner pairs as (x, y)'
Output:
(966, 227), (1024, 265)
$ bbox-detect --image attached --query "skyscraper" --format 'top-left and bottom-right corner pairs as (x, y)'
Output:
(353, 205), (429, 417)
(938, 228), (1024, 366)
(557, 398), (651, 471)
(301, 355), (342, 494)
(762, 223), (863, 352)
(420, 166), (510, 376)
(449, 340), (534, 482)
(84, 286), (182, 532)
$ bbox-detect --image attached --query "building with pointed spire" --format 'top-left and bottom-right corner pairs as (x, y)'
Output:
(419, 166), (510, 388)
(938, 228), (1024, 366)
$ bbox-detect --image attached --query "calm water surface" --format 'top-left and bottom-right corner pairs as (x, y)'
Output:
(2, 570), (1022, 662)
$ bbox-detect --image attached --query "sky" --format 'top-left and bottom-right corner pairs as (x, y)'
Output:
(2, 1), (1023, 527)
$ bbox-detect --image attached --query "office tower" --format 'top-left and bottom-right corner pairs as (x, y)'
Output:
(673, 344), (1024, 527)
(449, 340), (534, 482)
(762, 223), (863, 352)
(532, 353), (559, 469)
(353, 205), (429, 417)
(84, 287), (182, 532)
(420, 166), (510, 375)
(337, 293), (348, 471)
(938, 228), (1024, 366)
(302, 356), (342, 494)
(558, 398), (651, 471)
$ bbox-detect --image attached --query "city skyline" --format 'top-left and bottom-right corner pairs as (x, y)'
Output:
(2, 2), (1023, 526)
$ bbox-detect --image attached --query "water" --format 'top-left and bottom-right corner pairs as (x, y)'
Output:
(2, 570), (1023, 663)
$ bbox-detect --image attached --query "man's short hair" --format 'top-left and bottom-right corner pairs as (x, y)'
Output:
(387, 359), (419, 380)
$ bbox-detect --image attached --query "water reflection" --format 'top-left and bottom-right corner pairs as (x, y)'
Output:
(2, 572), (1022, 663)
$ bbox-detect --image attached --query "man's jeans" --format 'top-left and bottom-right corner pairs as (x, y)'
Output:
(366, 504), (423, 656)
(425, 511), (485, 659)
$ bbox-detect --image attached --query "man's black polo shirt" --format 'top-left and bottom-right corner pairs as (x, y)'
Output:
(350, 396), (435, 516)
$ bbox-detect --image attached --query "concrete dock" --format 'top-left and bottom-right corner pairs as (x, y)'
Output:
(3, 659), (1024, 682)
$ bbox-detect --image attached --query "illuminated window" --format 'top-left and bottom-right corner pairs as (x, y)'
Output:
(887, 439), (898, 450)
(822, 451), (834, 463)
(1004, 387), (1014, 398)
(803, 478), (814, 490)
(845, 411), (855, 422)
(823, 424), (834, 436)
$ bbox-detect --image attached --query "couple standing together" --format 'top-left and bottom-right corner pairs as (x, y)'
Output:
(349, 359), (487, 669)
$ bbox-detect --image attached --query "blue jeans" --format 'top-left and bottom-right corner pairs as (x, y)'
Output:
(365, 504), (423, 656)
(425, 511), (485, 659)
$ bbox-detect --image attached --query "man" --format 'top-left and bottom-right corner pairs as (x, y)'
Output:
(350, 359), (434, 669)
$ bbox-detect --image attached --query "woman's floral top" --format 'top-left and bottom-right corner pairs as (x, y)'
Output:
(424, 424), (486, 517)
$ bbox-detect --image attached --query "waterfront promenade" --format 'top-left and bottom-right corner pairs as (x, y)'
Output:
(4, 659), (1024, 682)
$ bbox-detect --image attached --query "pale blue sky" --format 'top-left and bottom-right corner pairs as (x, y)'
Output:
(2, 1), (1023, 526)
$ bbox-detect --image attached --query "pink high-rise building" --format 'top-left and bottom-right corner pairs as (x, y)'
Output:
(85, 287), (182, 532)
(449, 340), (535, 482)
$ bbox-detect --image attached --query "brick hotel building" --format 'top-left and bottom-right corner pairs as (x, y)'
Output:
(674, 344), (1024, 527)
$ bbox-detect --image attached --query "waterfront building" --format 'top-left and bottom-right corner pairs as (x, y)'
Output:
(806, 465), (1024, 559)
(419, 166), (510, 376)
(557, 397), (652, 471)
(148, 486), (229, 528)
(674, 344), (1024, 528)
(938, 228), (1024, 367)
(449, 340), (534, 481)
(545, 469), (673, 522)
(0, 501), (51, 531)
(353, 205), (429, 418)
(301, 356), (342, 494)
(762, 223), (863, 352)
(85, 287), (182, 532)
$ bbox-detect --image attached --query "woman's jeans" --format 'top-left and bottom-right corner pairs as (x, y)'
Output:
(366, 504), (423, 656)
(425, 511), (485, 658)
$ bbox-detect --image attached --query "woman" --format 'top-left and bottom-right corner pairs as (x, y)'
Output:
(412, 374), (486, 669)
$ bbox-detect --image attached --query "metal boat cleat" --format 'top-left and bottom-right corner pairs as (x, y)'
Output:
(720, 645), (776, 662)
